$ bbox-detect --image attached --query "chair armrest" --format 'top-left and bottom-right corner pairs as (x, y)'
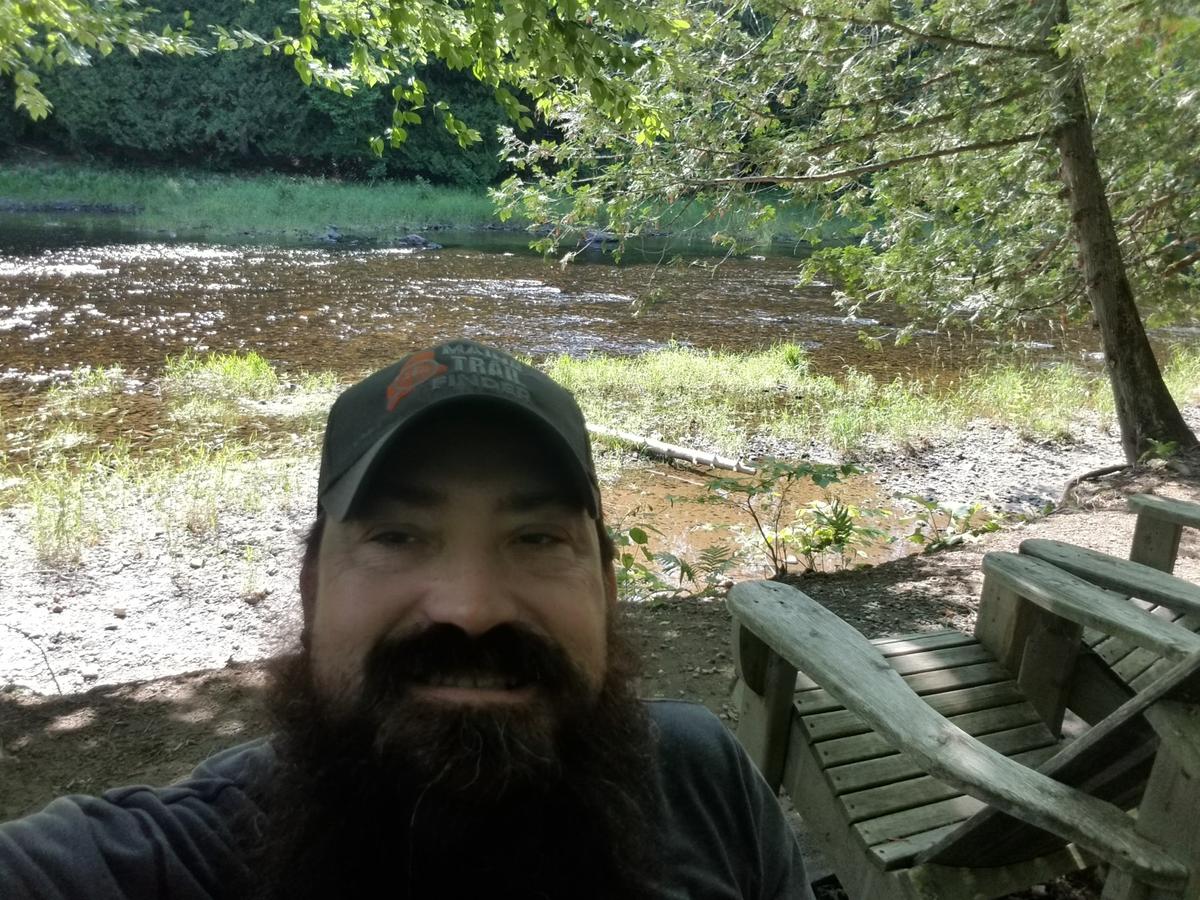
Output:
(1020, 539), (1200, 616)
(727, 580), (1188, 889)
(984, 552), (1200, 660)
(1129, 493), (1200, 529)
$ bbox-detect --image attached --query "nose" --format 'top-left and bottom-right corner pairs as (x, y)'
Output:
(417, 550), (520, 637)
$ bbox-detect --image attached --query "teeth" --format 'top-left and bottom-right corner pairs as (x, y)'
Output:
(423, 673), (522, 690)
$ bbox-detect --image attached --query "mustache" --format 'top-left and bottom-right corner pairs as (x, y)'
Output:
(361, 623), (578, 696)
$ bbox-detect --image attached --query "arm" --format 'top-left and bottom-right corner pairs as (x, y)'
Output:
(647, 700), (815, 900)
(0, 740), (269, 900)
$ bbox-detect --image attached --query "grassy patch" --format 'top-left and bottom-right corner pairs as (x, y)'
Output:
(0, 160), (506, 236)
(3, 352), (337, 563)
(1164, 346), (1200, 407)
(547, 344), (1200, 457)
(8, 344), (1200, 565)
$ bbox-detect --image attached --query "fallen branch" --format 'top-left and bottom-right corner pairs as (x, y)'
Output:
(1060, 463), (1129, 506)
(587, 425), (757, 474)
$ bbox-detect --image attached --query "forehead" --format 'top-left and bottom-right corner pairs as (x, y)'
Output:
(364, 406), (583, 508)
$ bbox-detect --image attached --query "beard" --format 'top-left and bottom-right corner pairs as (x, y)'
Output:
(247, 616), (663, 900)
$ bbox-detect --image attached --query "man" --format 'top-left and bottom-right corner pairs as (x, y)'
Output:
(1, 339), (811, 899)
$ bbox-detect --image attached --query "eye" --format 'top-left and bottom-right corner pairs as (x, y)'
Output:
(369, 529), (419, 546)
(517, 531), (565, 547)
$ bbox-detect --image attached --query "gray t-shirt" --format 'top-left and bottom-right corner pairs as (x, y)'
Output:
(1, 700), (811, 899)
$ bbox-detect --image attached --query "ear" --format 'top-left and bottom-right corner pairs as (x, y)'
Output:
(604, 563), (618, 609)
(299, 554), (319, 650)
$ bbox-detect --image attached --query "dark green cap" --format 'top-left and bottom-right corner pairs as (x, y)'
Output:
(318, 340), (600, 521)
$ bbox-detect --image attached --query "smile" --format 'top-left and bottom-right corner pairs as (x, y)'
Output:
(419, 673), (528, 690)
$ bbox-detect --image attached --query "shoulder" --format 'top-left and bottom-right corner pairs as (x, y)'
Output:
(645, 699), (750, 771)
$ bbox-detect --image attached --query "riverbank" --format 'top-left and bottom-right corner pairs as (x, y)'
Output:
(0, 159), (507, 239)
(5, 345), (1200, 592)
(0, 158), (842, 247)
(3, 434), (1197, 900)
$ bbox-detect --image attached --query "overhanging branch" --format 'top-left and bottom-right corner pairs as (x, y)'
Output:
(680, 132), (1047, 187)
(783, 10), (1051, 57)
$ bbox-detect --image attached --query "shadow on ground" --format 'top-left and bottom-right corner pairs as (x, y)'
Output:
(0, 662), (270, 820)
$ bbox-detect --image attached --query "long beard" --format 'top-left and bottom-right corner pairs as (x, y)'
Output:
(247, 618), (663, 900)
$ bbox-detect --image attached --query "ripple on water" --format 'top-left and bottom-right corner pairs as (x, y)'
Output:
(0, 239), (1107, 384)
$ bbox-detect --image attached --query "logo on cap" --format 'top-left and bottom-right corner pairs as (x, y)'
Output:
(386, 351), (448, 411)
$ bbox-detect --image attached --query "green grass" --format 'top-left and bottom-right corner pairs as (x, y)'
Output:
(8, 345), (1200, 564)
(0, 160), (507, 236)
(548, 344), (1200, 456)
(1, 160), (852, 247)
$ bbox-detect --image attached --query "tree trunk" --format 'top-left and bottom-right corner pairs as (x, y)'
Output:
(1048, 1), (1197, 463)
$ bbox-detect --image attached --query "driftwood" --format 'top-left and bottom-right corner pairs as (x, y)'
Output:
(586, 425), (757, 474)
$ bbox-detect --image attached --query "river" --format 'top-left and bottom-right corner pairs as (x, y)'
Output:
(0, 217), (1108, 396)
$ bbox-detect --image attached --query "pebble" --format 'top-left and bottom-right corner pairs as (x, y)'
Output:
(113, 607), (126, 619)
(189, 559), (204, 569)
(104, 624), (118, 631)
(244, 589), (269, 606)
(51, 605), (63, 614)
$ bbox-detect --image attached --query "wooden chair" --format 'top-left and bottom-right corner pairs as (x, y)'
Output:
(730, 555), (1200, 900)
(1016, 494), (1200, 723)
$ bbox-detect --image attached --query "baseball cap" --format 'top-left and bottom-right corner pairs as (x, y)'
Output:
(317, 339), (601, 521)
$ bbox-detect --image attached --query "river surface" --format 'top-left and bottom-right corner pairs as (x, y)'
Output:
(0, 217), (1113, 397)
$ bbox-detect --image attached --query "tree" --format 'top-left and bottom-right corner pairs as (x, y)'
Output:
(0, 0), (201, 119)
(499, 0), (1200, 462)
(3, 0), (677, 176)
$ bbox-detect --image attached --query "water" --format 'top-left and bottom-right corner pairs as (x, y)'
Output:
(0, 217), (1093, 397)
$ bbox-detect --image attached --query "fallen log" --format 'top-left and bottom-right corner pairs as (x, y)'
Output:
(586, 425), (757, 474)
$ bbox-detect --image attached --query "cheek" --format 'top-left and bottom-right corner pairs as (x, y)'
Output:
(307, 573), (397, 700)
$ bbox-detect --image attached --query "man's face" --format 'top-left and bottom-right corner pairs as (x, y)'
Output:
(305, 411), (615, 713)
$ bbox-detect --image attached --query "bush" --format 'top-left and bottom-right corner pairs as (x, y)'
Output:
(4, 0), (514, 188)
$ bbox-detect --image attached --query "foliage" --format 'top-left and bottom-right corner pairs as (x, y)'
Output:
(0, 0), (199, 119)
(6, 0), (518, 186)
(786, 499), (889, 573)
(607, 519), (739, 600)
(703, 458), (864, 577)
(502, 1), (1199, 323)
(903, 496), (1004, 554)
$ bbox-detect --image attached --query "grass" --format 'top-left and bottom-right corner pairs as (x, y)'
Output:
(0, 160), (507, 236)
(549, 344), (1200, 457)
(1, 159), (855, 248)
(7, 345), (1200, 564)
(3, 351), (337, 563)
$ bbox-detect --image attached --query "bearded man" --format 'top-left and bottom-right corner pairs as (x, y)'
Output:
(0, 340), (811, 900)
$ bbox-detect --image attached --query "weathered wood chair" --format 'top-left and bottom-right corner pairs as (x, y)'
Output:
(730, 554), (1200, 899)
(1017, 494), (1200, 723)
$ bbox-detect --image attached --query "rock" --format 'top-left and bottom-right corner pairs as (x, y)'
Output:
(189, 558), (203, 569)
(113, 607), (126, 619)
(244, 589), (269, 606)
(51, 605), (63, 614)
(104, 624), (118, 631)
(396, 233), (443, 250)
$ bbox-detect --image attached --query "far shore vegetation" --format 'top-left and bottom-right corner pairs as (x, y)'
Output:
(5, 345), (1200, 565)
(0, 159), (845, 247)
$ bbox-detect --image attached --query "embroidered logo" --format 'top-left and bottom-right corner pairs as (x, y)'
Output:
(386, 351), (448, 410)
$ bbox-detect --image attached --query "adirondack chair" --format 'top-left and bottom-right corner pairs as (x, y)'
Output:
(729, 555), (1200, 900)
(1016, 494), (1200, 724)
(1125, 493), (1200, 573)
